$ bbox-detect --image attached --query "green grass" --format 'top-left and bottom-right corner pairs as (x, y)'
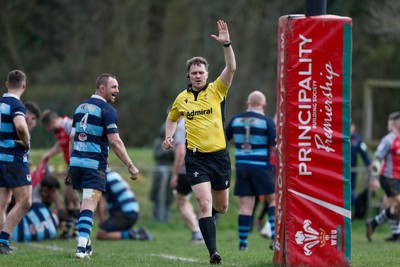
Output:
(1, 148), (400, 266)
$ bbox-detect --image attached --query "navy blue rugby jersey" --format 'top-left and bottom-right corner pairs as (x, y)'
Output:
(70, 95), (118, 171)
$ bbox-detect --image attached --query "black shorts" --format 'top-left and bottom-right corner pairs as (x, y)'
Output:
(70, 166), (106, 192)
(380, 176), (400, 197)
(234, 165), (275, 197)
(0, 161), (31, 188)
(99, 212), (138, 232)
(176, 173), (192, 196)
(185, 149), (231, 190)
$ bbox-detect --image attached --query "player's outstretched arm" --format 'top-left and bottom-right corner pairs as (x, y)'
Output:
(211, 20), (236, 87)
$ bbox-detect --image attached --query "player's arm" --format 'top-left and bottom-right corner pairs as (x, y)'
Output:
(107, 133), (139, 180)
(162, 117), (178, 150)
(170, 142), (185, 188)
(65, 127), (76, 183)
(14, 115), (30, 150)
(211, 20), (236, 87)
(41, 142), (61, 161)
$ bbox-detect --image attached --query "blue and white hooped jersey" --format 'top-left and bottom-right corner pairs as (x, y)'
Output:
(12, 203), (58, 242)
(0, 94), (27, 163)
(226, 111), (276, 167)
(104, 171), (139, 216)
(70, 95), (118, 171)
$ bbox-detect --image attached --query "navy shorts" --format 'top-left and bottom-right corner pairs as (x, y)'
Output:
(176, 173), (192, 196)
(99, 212), (138, 232)
(234, 165), (275, 197)
(380, 176), (400, 197)
(70, 166), (106, 192)
(185, 149), (231, 190)
(0, 161), (31, 188)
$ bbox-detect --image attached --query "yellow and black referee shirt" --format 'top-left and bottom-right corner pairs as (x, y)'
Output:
(168, 77), (229, 153)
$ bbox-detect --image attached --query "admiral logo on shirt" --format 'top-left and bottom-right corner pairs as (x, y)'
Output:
(186, 108), (213, 120)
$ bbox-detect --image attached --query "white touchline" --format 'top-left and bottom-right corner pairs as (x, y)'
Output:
(26, 243), (65, 251)
(148, 253), (201, 263)
(288, 189), (351, 219)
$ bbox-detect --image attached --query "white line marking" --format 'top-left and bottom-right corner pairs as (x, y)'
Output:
(289, 189), (351, 219)
(26, 243), (65, 251)
(148, 253), (201, 263)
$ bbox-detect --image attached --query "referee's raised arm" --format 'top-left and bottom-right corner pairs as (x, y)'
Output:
(211, 20), (236, 87)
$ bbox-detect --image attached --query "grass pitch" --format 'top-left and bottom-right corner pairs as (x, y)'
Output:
(0, 148), (399, 266)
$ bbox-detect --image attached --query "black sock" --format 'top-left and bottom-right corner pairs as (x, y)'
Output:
(199, 217), (217, 257)
(212, 208), (219, 217)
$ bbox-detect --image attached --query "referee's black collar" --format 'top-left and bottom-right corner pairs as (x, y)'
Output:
(187, 82), (209, 92)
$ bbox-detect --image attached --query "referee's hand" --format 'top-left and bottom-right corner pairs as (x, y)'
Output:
(162, 136), (174, 150)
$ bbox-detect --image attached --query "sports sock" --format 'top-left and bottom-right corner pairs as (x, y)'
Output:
(199, 217), (217, 257)
(238, 215), (252, 248)
(77, 209), (94, 247)
(374, 208), (390, 226)
(389, 220), (400, 237)
(0, 231), (10, 246)
(268, 206), (276, 240)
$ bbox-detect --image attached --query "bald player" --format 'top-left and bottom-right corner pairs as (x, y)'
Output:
(226, 91), (277, 251)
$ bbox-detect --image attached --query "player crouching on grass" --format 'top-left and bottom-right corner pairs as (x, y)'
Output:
(96, 168), (152, 241)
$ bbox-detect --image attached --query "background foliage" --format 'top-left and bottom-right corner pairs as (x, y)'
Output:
(1, 0), (400, 147)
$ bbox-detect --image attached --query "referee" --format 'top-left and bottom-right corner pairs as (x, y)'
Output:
(162, 20), (236, 265)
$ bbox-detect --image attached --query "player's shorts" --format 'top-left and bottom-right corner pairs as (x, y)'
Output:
(185, 148), (231, 190)
(176, 173), (192, 196)
(70, 166), (106, 192)
(0, 161), (31, 188)
(99, 212), (138, 231)
(234, 164), (275, 197)
(379, 175), (400, 197)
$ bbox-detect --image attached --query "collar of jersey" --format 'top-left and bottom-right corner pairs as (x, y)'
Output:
(186, 82), (209, 92)
(2, 93), (20, 100)
(91, 94), (107, 102)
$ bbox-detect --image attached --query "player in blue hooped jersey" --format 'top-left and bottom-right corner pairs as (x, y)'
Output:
(68, 73), (139, 259)
(226, 90), (276, 251)
(0, 70), (32, 255)
(97, 170), (152, 241)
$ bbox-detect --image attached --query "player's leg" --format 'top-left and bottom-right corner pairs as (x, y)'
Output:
(238, 196), (255, 250)
(366, 177), (399, 241)
(75, 188), (102, 258)
(0, 188), (12, 230)
(264, 193), (276, 249)
(0, 185), (31, 252)
(192, 182), (220, 262)
(96, 212), (142, 240)
(233, 165), (253, 250)
(64, 183), (80, 238)
(176, 174), (202, 242)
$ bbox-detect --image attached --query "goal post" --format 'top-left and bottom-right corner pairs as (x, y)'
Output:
(363, 79), (400, 141)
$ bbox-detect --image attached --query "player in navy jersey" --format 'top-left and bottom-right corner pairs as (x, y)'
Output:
(0, 70), (32, 255)
(226, 91), (276, 251)
(68, 73), (139, 259)
(12, 175), (62, 242)
(97, 170), (152, 241)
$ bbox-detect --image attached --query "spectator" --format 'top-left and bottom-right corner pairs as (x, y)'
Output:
(170, 118), (203, 243)
(149, 122), (175, 222)
(350, 121), (371, 218)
